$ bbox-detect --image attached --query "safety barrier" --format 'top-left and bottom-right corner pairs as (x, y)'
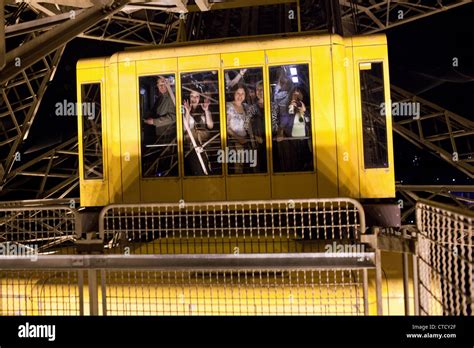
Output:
(0, 254), (374, 316)
(99, 198), (366, 254)
(415, 199), (473, 315)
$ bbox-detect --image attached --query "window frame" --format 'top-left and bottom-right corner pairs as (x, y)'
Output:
(266, 61), (316, 175)
(80, 81), (105, 181)
(179, 68), (225, 178)
(136, 72), (180, 180)
(223, 65), (270, 176)
(358, 60), (389, 170)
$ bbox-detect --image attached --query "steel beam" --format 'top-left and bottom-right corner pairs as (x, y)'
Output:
(0, 47), (66, 190)
(0, 253), (377, 270)
(1, 136), (79, 199)
(0, 0), (5, 70)
(338, 0), (471, 34)
(390, 83), (474, 179)
(397, 184), (474, 224)
(5, 11), (85, 38)
(0, 1), (129, 85)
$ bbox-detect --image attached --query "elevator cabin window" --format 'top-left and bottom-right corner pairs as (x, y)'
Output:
(359, 62), (389, 169)
(224, 67), (267, 174)
(140, 74), (179, 177)
(180, 70), (223, 176)
(269, 64), (313, 173)
(81, 83), (103, 179)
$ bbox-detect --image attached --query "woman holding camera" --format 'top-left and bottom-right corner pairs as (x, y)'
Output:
(275, 87), (313, 172)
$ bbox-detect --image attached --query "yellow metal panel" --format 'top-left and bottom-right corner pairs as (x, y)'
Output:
(221, 51), (265, 68)
(178, 54), (220, 71)
(182, 177), (226, 201)
(352, 45), (395, 198)
(343, 44), (361, 199)
(116, 34), (330, 63)
(266, 47), (311, 64)
(136, 57), (177, 75)
(331, 43), (360, 198)
(76, 57), (107, 69)
(226, 176), (271, 200)
(351, 34), (387, 46)
(118, 60), (141, 203)
(311, 45), (337, 197)
(271, 174), (317, 199)
(77, 66), (109, 207)
(106, 60), (123, 204)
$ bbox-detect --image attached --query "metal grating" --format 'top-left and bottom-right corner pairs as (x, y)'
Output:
(0, 254), (373, 316)
(99, 198), (366, 254)
(0, 270), (82, 316)
(103, 269), (366, 316)
(416, 200), (473, 315)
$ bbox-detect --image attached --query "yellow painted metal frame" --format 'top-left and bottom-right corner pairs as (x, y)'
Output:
(178, 54), (226, 202)
(77, 33), (395, 206)
(221, 50), (271, 200)
(77, 64), (109, 207)
(265, 46), (318, 199)
(352, 44), (395, 198)
(136, 58), (182, 203)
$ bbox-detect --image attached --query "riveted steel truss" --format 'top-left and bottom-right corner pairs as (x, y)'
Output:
(390, 83), (474, 179)
(0, 46), (66, 185)
(0, 136), (80, 199)
(338, 0), (472, 34)
(397, 184), (474, 224)
(1, 0), (473, 200)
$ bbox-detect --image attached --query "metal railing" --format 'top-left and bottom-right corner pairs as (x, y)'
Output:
(0, 254), (374, 316)
(415, 199), (473, 315)
(99, 198), (366, 255)
(0, 198), (376, 316)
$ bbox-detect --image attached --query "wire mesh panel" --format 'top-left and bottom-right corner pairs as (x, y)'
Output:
(99, 199), (365, 254)
(0, 255), (373, 316)
(0, 270), (82, 315)
(103, 269), (366, 316)
(416, 200), (473, 315)
(0, 205), (78, 254)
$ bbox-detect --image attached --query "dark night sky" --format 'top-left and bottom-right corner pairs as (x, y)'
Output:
(22, 3), (474, 186)
(385, 3), (473, 185)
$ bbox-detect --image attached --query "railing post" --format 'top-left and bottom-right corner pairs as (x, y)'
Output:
(375, 248), (383, 315)
(402, 252), (410, 315)
(363, 268), (369, 315)
(412, 254), (420, 315)
(88, 269), (99, 316)
(101, 269), (107, 316)
(78, 270), (85, 316)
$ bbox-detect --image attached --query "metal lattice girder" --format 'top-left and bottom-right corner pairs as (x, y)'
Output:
(397, 184), (474, 223)
(338, 0), (472, 34)
(80, 0), (298, 45)
(1, 136), (80, 199)
(0, 1), (134, 191)
(0, 46), (65, 185)
(81, 10), (182, 45)
(0, 1), (131, 84)
(390, 83), (474, 179)
(0, 1), (5, 70)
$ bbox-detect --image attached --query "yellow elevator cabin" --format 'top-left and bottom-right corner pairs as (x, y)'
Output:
(77, 32), (395, 207)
